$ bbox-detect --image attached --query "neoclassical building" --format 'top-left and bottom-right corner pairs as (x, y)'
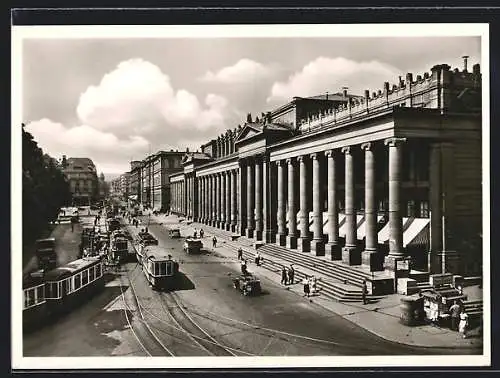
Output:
(170, 61), (482, 280)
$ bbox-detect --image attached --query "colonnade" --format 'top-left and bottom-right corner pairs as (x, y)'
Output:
(171, 137), (412, 271)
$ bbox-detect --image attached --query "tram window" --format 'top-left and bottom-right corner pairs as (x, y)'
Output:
(36, 285), (44, 301)
(159, 262), (166, 276)
(153, 262), (159, 276)
(89, 266), (95, 281)
(74, 274), (81, 290)
(82, 270), (89, 285)
(47, 282), (59, 298)
(26, 289), (35, 307)
(64, 278), (71, 294)
(166, 261), (172, 276)
(96, 264), (102, 277)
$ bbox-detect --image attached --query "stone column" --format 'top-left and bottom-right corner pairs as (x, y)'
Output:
(262, 156), (272, 243)
(201, 177), (205, 223)
(325, 150), (341, 260)
(225, 171), (231, 231)
(342, 146), (360, 265)
(310, 153), (324, 256)
(211, 175), (216, 226)
(255, 156), (263, 241)
(246, 159), (255, 238)
(297, 155), (310, 252)
(361, 142), (382, 271)
(220, 172), (226, 229)
(384, 138), (406, 272)
(276, 160), (286, 246)
(216, 173), (221, 228)
(238, 162), (246, 235)
(286, 158), (297, 248)
(429, 143), (443, 273)
(230, 169), (237, 232)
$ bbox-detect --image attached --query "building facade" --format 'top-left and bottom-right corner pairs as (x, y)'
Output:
(129, 160), (142, 203)
(170, 61), (482, 282)
(61, 156), (99, 206)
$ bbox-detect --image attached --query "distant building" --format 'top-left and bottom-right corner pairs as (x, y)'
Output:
(128, 161), (142, 203)
(61, 156), (99, 206)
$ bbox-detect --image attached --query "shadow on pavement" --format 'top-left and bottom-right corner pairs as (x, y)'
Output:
(170, 271), (196, 292)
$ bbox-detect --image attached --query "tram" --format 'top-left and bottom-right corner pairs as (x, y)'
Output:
(22, 257), (105, 332)
(110, 230), (128, 262)
(140, 245), (179, 291)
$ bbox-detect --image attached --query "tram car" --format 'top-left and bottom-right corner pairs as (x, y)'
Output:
(22, 257), (105, 332)
(110, 230), (129, 262)
(140, 245), (179, 291)
(22, 271), (48, 333)
(43, 256), (105, 316)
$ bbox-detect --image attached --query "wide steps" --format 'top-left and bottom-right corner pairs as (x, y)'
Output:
(261, 244), (371, 287)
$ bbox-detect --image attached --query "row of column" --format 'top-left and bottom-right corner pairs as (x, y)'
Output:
(170, 180), (186, 215)
(272, 137), (405, 271)
(198, 170), (238, 232)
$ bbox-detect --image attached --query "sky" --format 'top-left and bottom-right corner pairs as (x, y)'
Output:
(19, 27), (482, 178)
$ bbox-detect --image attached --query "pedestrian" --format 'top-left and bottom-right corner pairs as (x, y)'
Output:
(459, 310), (469, 339)
(362, 279), (368, 305)
(237, 247), (243, 261)
(212, 236), (217, 248)
(303, 276), (310, 297)
(288, 265), (295, 284)
(194, 229), (198, 238)
(200, 229), (204, 238)
(255, 251), (261, 266)
(449, 300), (462, 331)
(241, 259), (248, 275)
(145, 227), (149, 233)
(281, 266), (288, 285)
(310, 276), (318, 296)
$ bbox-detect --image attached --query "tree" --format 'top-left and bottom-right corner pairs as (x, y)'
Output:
(22, 124), (71, 245)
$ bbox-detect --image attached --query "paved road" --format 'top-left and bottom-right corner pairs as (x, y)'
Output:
(22, 213), (481, 357)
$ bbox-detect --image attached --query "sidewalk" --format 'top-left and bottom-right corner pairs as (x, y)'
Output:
(148, 212), (483, 350)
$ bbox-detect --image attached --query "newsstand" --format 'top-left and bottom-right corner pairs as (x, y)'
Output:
(400, 295), (425, 326)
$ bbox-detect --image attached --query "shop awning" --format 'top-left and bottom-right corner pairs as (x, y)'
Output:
(128, 195), (138, 200)
(403, 218), (430, 247)
(339, 215), (365, 238)
(378, 217), (412, 244)
(356, 215), (385, 240)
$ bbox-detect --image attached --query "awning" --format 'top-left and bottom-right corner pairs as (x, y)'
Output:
(339, 214), (364, 237)
(403, 218), (430, 247)
(378, 217), (412, 244)
(357, 215), (384, 240)
(129, 195), (138, 200)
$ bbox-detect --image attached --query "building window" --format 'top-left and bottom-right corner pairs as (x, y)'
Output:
(420, 201), (429, 218)
(407, 200), (416, 217)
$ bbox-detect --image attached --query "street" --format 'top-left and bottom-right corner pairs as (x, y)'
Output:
(23, 213), (481, 357)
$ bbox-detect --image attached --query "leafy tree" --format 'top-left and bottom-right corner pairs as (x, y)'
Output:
(22, 124), (71, 245)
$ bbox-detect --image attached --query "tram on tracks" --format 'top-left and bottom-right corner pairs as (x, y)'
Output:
(110, 230), (129, 262)
(22, 256), (106, 332)
(137, 245), (179, 291)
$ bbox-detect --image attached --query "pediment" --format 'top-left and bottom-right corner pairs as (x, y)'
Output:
(235, 124), (263, 143)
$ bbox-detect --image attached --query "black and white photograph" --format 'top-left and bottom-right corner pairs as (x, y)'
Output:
(11, 22), (490, 369)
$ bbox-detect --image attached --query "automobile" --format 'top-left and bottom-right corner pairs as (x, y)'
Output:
(183, 238), (203, 254)
(168, 228), (181, 238)
(232, 274), (262, 296)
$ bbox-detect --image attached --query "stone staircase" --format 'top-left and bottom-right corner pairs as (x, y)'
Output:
(191, 223), (389, 302)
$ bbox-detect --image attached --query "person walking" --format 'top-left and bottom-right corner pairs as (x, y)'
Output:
(362, 279), (368, 305)
(303, 276), (310, 297)
(255, 251), (262, 266)
(281, 266), (288, 285)
(199, 229), (204, 238)
(288, 265), (295, 285)
(212, 236), (217, 248)
(193, 229), (198, 238)
(241, 259), (248, 275)
(237, 247), (243, 261)
(459, 310), (469, 338)
(449, 300), (462, 331)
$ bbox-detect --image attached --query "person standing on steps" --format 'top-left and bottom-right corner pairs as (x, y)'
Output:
(212, 236), (217, 248)
(288, 264), (295, 285)
(281, 266), (288, 285)
(362, 279), (368, 305)
(303, 276), (310, 297)
(237, 247), (243, 261)
(199, 229), (204, 238)
(449, 300), (462, 331)
(241, 259), (248, 275)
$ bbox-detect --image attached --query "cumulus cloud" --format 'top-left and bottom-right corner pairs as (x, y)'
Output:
(200, 58), (277, 84)
(26, 58), (238, 173)
(25, 118), (150, 173)
(267, 57), (401, 104)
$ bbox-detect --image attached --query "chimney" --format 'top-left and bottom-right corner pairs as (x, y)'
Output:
(473, 63), (480, 75)
(61, 155), (67, 168)
(326, 91), (329, 100)
(342, 87), (348, 98)
(406, 73), (413, 84)
(462, 55), (469, 72)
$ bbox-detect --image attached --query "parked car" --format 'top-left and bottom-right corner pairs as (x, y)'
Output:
(183, 238), (203, 254)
